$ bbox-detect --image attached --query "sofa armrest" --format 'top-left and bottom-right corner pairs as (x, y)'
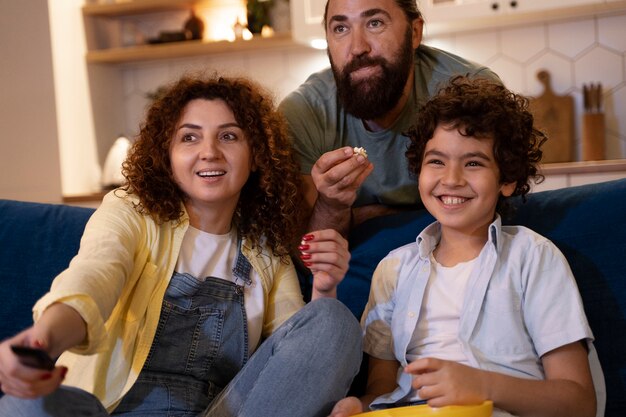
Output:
(0, 200), (94, 340)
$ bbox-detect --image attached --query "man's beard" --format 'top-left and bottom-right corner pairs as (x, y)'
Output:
(330, 28), (414, 121)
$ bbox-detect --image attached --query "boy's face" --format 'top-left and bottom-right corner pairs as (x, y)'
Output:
(418, 125), (516, 238)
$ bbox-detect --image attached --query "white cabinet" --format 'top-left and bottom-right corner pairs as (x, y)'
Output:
(290, 0), (326, 47)
(422, 0), (602, 20)
(289, 0), (625, 39)
(420, 0), (618, 35)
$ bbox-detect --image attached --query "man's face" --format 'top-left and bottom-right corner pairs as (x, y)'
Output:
(326, 0), (421, 120)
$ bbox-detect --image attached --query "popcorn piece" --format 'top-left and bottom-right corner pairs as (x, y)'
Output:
(353, 146), (368, 158)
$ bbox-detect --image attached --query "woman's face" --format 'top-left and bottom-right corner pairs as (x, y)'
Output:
(169, 98), (253, 219)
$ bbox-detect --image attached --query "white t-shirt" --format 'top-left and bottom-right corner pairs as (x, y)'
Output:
(175, 226), (265, 352)
(407, 254), (475, 366)
(404, 254), (475, 402)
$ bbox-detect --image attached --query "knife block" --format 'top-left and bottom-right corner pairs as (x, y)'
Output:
(582, 113), (605, 161)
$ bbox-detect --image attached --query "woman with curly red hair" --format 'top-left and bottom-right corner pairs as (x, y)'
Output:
(0, 74), (362, 416)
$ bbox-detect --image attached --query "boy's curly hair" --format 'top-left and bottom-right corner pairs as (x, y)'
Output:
(406, 75), (546, 217)
(121, 73), (304, 259)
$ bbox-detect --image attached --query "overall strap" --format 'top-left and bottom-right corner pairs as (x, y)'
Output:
(232, 236), (252, 285)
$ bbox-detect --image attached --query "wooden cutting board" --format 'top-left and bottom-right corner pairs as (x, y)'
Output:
(528, 70), (574, 163)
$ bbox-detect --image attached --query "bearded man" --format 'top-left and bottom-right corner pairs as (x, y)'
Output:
(279, 0), (500, 237)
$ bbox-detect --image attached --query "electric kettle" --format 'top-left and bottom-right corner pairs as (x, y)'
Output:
(101, 135), (131, 189)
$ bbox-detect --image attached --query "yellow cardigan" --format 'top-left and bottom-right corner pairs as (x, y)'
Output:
(33, 190), (304, 410)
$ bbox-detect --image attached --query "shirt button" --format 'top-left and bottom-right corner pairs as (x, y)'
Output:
(408, 312), (415, 318)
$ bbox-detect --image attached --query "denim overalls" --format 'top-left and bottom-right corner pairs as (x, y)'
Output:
(112, 240), (253, 416)
(0, 240), (364, 417)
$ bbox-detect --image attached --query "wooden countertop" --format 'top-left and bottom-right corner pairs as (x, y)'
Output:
(63, 159), (626, 203)
(539, 159), (626, 175)
(62, 190), (108, 204)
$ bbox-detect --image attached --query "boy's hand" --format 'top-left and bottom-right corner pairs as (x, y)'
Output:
(300, 229), (350, 299)
(405, 357), (488, 407)
(328, 396), (363, 417)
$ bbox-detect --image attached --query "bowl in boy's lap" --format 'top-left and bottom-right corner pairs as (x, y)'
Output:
(353, 401), (493, 417)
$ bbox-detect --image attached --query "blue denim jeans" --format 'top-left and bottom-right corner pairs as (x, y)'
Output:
(0, 290), (361, 417)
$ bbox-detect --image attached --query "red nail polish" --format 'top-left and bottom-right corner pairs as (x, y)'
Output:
(298, 244), (310, 251)
(302, 234), (314, 241)
(304, 261), (313, 267)
(300, 253), (311, 260)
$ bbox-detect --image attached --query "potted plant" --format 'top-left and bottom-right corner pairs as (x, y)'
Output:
(246, 0), (272, 34)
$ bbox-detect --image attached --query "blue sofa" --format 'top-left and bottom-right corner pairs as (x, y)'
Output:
(1, 178), (625, 415)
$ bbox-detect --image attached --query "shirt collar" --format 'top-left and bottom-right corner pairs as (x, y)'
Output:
(416, 214), (503, 258)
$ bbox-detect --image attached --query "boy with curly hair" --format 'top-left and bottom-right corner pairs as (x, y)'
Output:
(330, 76), (603, 417)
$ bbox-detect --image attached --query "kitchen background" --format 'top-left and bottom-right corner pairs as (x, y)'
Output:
(1, 0), (625, 203)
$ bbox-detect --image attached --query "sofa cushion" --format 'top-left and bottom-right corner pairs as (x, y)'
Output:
(514, 179), (626, 416)
(0, 200), (94, 340)
(0, 178), (624, 414)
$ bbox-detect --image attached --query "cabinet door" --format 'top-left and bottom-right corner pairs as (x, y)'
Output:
(421, 0), (604, 25)
(421, 0), (503, 22)
(501, 0), (603, 13)
(290, 0), (326, 47)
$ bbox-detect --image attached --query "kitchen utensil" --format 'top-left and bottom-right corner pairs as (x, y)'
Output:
(528, 70), (575, 163)
(101, 135), (131, 189)
(353, 401), (493, 417)
(581, 82), (605, 161)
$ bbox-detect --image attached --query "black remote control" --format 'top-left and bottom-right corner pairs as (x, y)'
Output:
(10, 345), (55, 370)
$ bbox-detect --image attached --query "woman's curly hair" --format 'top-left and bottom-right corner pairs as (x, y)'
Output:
(121, 73), (304, 259)
(405, 75), (546, 217)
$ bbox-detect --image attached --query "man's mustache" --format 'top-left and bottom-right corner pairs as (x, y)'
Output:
(343, 56), (387, 76)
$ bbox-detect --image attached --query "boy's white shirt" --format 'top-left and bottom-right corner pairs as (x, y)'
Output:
(361, 216), (606, 416)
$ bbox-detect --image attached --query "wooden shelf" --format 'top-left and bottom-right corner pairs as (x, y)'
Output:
(86, 33), (302, 64)
(82, 0), (196, 17)
(82, 1), (307, 65)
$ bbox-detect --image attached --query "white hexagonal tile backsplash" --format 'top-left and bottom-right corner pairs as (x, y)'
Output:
(122, 11), (626, 160)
